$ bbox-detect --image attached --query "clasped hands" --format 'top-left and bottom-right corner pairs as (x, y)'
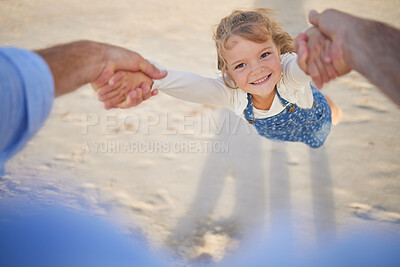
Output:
(93, 70), (156, 110)
(295, 10), (352, 88)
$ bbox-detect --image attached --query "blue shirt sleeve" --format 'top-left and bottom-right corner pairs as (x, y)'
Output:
(0, 47), (54, 175)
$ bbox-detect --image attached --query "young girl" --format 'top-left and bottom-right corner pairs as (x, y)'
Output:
(97, 9), (341, 148)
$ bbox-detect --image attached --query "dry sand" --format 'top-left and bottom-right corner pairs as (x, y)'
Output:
(1, 0), (400, 265)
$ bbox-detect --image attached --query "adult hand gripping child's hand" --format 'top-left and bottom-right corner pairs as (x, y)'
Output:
(96, 71), (157, 109)
(295, 27), (337, 88)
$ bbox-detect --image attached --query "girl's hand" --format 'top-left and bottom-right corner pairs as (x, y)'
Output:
(97, 71), (155, 109)
(118, 82), (158, 109)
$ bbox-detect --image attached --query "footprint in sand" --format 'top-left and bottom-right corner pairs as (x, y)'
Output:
(54, 152), (84, 163)
(341, 114), (372, 124)
(114, 191), (154, 213)
(36, 164), (51, 171)
(350, 203), (400, 223)
(15, 186), (31, 192)
(151, 189), (174, 207)
(197, 231), (233, 262)
(355, 102), (389, 114)
(181, 230), (237, 264)
(116, 189), (174, 214)
(129, 201), (155, 212)
(54, 154), (72, 161)
(60, 112), (83, 123)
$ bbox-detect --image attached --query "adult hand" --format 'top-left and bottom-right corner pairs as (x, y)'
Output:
(118, 82), (157, 109)
(92, 43), (167, 90)
(308, 9), (400, 105)
(294, 33), (309, 74)
(36, 41), (167, 97)
(295, 27), (337, 88)
(96, 71), (157, 109)
(308, 10), (352, 76)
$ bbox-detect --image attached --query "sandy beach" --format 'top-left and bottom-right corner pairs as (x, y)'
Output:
(1, 0), (400, 265)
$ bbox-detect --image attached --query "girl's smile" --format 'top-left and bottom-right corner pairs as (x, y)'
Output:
(250, 73), (272, 85)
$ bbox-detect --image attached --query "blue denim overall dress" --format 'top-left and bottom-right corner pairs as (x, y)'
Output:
(243, 85), (331, 148)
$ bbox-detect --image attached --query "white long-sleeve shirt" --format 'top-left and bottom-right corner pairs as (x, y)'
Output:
(152, 53), (313, 120)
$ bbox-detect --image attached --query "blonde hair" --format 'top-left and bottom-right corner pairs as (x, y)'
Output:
(214, 9), (294, 87)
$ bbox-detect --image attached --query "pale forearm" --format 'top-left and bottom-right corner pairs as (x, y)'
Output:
(35, 40), (107, 97)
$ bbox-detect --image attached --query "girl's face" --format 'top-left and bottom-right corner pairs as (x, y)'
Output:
(223, 35), (282, 98)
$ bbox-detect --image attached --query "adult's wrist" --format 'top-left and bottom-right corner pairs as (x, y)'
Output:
(341, 16), (371, 72)
(74, 40), (108, 85)
(35, 40), (109, 96)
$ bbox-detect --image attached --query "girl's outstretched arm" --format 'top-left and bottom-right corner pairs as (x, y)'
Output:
(98, 64), (240, 110)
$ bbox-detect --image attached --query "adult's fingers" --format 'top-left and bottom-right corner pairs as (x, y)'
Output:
(92, 62), (115, 89)
(324, 62), (338, 81)
(313, 38), (330, 85)
(117, 93), (135, 109)
(117, 87), (159, 109)
(323, 41), (337, 79)
(308, 62), (323, 88)
(308, 9), (349, 40)
(330, 42), (352, 76)
(110, 47), (167, 80)
(139, 82), (152, 101)
(98, 86), (116, 100)
(308, 10), (321, 28)
(135, 87), (143, 102)
(118, 89), (142, 109)
(97, 76), (125, 98)
(98, 88), (125, 102)
(294, 33), (309, 74)
(323, 39), (332, 64)
(108, 71), (125, 86)
(307, 38), (324, 88)
(314, 55), (330, 85)
(102, 90), (127, 108)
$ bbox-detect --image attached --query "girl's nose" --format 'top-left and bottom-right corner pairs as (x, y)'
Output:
(250, 65), (263, 76)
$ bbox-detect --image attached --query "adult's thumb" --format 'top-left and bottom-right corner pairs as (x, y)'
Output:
(308, 10), (320, 27)
(140, 59), (168, 80)
(147, 67), (168, 80)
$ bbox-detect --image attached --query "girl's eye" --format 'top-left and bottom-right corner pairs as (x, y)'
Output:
(261, 52), (270, 59)
(235, 63), (245, 70)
